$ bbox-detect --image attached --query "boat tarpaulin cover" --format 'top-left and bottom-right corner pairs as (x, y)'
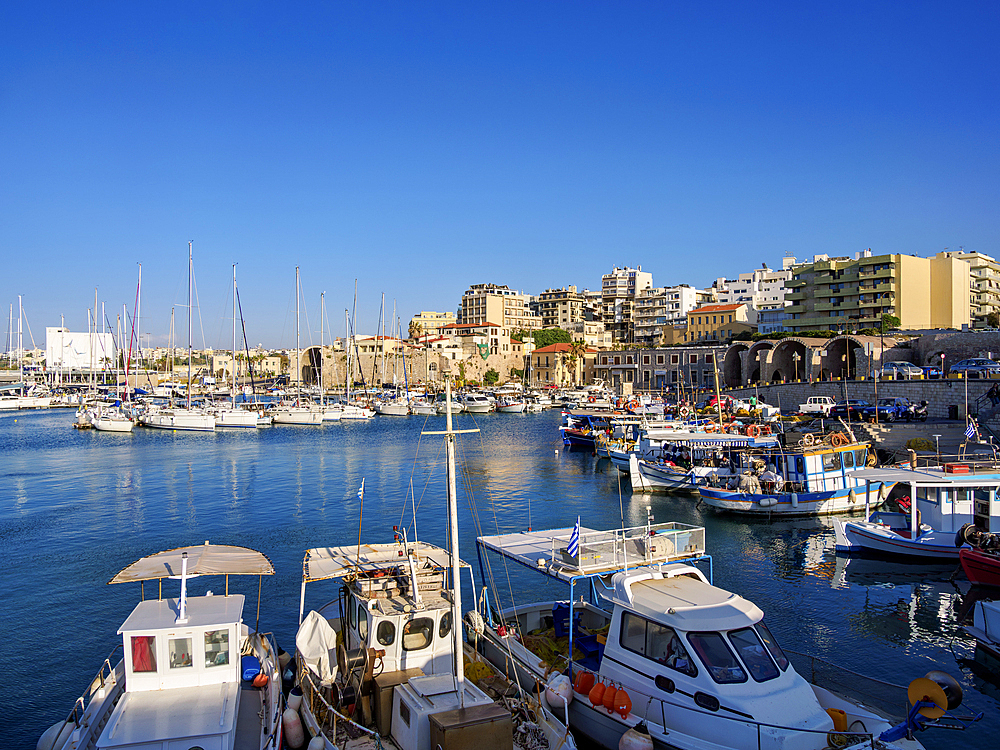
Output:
(296, 610), (340, 685)
(109, 543), (275, 583)
(303, 541), (469, 583)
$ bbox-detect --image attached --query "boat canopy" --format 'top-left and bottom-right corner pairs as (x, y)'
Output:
(643, 431), (781, 449)
(303, 541), (470, 583)
(478, 523), (706, 583)
(109, 543), (274, 584)
(850, 467), (1000, 487)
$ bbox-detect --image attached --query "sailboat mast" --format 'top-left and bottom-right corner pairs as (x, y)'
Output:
(135, 263), (141, 393)
(444, 375), (466, 705)
(232, 264), (238, 409)
(345, 309), (352, 401)
(187, 241), (193, 410)
(18, 296), (23, 391)
(319, 292), (325, 406)
(295, 266), (300, 400)
(379, 293), (385, 387)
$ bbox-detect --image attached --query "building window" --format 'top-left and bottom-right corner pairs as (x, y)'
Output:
(657, 355), (664, 364)
(689, 354), (697, 364)
(643, 355), (650, 364)
(671, 354), (679, 365)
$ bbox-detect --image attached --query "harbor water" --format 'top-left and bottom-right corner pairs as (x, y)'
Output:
(3, 409), (997, 748)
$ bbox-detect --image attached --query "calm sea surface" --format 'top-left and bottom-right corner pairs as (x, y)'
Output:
(3, 409), (997, 748)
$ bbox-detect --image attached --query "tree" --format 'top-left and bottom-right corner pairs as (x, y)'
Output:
(533, 328), (572, 349)
(881, 313), (900, 332)
(484, 368), (499, 385)
(408, 320), (424, 341)
(988, 311), (1000, 329)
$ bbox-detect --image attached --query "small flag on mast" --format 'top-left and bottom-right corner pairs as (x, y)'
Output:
(357, 478), (365, 501)
(568, 517), (581, 558)
(966, 421), (977, 440)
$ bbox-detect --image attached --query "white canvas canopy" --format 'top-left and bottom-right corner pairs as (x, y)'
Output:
(109, 542), (275, 584)
(295, 610), (340, 685)
(302, 541), (468, 583)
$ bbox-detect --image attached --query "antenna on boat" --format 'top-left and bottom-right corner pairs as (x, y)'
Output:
(177, 551), (189, 624)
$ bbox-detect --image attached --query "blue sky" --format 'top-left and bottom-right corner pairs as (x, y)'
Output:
(3, 2), (998, 349)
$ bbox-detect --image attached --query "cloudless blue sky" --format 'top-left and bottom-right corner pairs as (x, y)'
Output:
(3, 1), (998, 349)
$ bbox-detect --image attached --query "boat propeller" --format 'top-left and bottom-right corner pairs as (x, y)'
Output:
(878, 671), (982, 742)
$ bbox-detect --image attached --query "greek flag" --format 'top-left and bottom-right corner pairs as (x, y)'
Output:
(567, 517), (581, 557)
(966, 421), (977, 440)
(357, 478), (365, 501)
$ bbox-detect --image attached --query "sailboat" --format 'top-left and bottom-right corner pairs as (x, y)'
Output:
(140, 243), (216, 431)
(272, 267), (324, 426)
(213, 265), (258, 428)
(93, 310), (135, 432)
(292, 373), (574, 750)
(339, 298), (374, 420)
(318, 292), (343, 422)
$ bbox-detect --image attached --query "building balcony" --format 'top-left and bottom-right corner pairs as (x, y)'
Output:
(785, 291), (806, 301)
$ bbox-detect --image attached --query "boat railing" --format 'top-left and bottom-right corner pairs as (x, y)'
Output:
(62, 644), (123, 729)
(785, 648), (908, 722)
(299, 664), (383, 744)
(552, 522), (705, 574)
(637, 691), (876, 750)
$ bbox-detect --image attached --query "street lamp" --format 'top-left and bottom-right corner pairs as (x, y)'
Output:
(792, 352), (801, 381)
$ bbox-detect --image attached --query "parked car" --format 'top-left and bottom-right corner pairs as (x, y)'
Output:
(829, 399), (871, 421)
(921, 365), (942, 379)
(948, 358), (1000, 377)
(798, 396), (836, 416)
(877, 362), (924, 379)
(863, 397), (911, 422)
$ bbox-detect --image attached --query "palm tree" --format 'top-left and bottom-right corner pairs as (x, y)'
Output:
(567, 340), (588, 385)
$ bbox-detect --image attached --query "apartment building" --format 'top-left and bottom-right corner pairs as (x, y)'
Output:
(634, 285), (711, 345)
(684, 303), (753, 343)
(593, 345), (726, 393)
(602, 266), (653, 343)
(408, 311), (457, 338)
(937, 249), (1000, 328)
(458, 283), (541, 331)
(530, 342), (597, 386)
(784, 250), (970, 332)
(532, 286), (589, 328)
(712, 262), (793, 323)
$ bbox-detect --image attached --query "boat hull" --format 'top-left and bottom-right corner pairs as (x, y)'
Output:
(93, 418), (135, 433)
(140, 410), (216, 431)
(272, 407), (324, 425)
(834, 518), (961, 559)
(698, 484), (893, 517)
(961, 547), (1000, 586)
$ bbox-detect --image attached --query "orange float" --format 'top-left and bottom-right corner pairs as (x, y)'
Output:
(588, 679), (606, 707)
(614, 687), (632, 719)
(573, 670), (595, 695)
(747, 424), (761, 438)
(602, 683), (618, 713)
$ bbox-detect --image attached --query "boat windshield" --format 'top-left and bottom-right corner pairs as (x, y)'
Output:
(687, 632), (747, 684)
(726, 627), (778, 682)
(753, 621), (789, 671)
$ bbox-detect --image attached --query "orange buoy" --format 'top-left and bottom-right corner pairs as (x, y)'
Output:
(603, 683), (618, 713)
(747, 424), (760, 438)
(831, 432), (847, 447)
(614, 687), (632, 719)
(588, 679), (606, 707)
(574, 670), (595, 695)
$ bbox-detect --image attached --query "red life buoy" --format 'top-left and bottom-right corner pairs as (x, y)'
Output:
(747, 424), (761, 438)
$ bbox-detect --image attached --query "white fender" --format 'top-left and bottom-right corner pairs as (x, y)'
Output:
(307, 736), (326, 750)
(544, 673), (574, 709)
(848, 489), (857, 505)
(620, 722), (655, 750)
(283, 707), (305, 749)
(790, 493), (798, 508)
(36, 721), (74, 750)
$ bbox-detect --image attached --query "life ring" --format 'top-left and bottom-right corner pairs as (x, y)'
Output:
(705, 422), (718, 433)
(830, 432), (847, 447)
(679, 406), (690, 417)
(801, 433), (816, 447)
(589, 396), (596, 403)
(747, 424), (761, 438)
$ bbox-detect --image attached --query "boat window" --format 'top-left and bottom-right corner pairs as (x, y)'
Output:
(376, 620), (395, 646)
(822, 452), (840, 471)
(687, 632), (746, 683)
(402, 617), (433, 651)
(753, 621), (788, 671)
(348, 597), (356, 632)
(727, 628), (778, 682)
(358, 605), (369, 641)
(205, 629), (230, 668)
(854, 449), (867, 467)
(795, 456), (805, 474)
(917, 486), (937, 506)
(842, 451), (855, 469)
(131, 635), (157, 673)
(439, 611), (452, 639)
(169, 637), (193, 669)
(619, 612), (696, 677)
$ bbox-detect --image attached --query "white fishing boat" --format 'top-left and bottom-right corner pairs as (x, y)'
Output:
(497, 397), (527, 413)
(38, 543), (283, 750)
(475, 523), (981, 750)
(293, 377), (574, 750)
(834, 465), (1000, 558)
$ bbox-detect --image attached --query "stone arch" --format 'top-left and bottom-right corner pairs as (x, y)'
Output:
(746, 341), (775, 384)
(723, 343), (749, 387)
(824, 336), (869, 379)
(771, 340), (810, 383)
(302, 345), (322, 385)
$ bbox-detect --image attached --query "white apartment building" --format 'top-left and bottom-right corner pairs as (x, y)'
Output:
(712, 262), (793, 324)
(633, 285), (712, 345)
(602, 266), (653, 343)
(937, 249), (1000, 328)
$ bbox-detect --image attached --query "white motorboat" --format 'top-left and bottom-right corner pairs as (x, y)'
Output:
(39, 543), (283, 750)
(140, 406), (217, 431)
(834, 465), (1000, 558)
(293, 378), (575, 750)
(497, 397), (527, 413)
(272, 402), (325, 425)
(461, 393), (492, 413)
(435, 395), (464, 414)
(475, 524), (980, 750)
(375, 399), (410, 416)
(214, 407), (259, 428)
(321, 405), (343, 421)
(409, 399), (437, 416)
(340, 401), (375, 419)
